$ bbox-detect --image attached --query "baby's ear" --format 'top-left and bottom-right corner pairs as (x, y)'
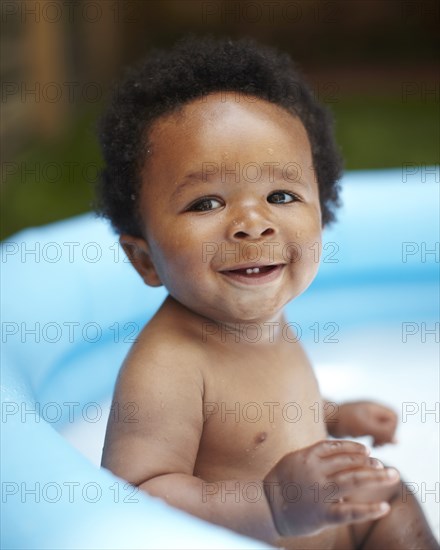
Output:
(119, 235), (162, 287)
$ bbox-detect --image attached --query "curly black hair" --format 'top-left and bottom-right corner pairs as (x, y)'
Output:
(96, 35), (343, 236)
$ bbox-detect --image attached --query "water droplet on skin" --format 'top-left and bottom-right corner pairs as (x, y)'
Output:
(245, 448), (250, 452)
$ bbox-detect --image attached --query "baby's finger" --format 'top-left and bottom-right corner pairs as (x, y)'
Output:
(315, 440), (369, 458)
(326, 501), (390, 526)
(376, 411), (398, 430)
(322, 453), (382, 475)
(333, 467), (400, 498)
(373, 435), (394, 447)
(371, 425), (396, 445)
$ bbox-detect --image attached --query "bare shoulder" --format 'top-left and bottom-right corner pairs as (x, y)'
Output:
(122, 312), (207, 386)
(101, 308), (208, 485)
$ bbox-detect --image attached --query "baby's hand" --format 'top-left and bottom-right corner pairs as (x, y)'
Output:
(263, 440), (400, 538)
(327, 401), (398, 446)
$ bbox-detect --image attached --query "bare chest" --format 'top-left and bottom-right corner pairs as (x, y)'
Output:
(194, 345), (327, 481)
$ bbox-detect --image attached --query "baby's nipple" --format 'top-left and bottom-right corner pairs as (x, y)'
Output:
(254, 431), (268, 445)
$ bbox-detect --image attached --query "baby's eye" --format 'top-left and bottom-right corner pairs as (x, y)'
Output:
(268, 191), (299, 204)
(188, 197), (223, 212)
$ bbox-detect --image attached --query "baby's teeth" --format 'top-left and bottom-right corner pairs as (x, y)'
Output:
(245, 267), (260, 274)
(253, 267), (260, 273)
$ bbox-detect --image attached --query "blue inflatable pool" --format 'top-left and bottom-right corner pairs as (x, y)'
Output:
(2, 168), (439, 548)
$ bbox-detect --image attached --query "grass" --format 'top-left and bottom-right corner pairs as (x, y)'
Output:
(332, 97), (438, 169)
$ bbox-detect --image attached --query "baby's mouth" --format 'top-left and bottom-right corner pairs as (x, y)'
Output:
(226, 265), (278, 276)
(219, 264), (284, 285)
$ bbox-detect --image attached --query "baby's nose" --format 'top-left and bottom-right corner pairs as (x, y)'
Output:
(228, 210), (277, 241)
(233, 225), (275, 240)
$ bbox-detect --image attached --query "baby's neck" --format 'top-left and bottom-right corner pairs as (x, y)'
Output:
(206, 317), (287, 346)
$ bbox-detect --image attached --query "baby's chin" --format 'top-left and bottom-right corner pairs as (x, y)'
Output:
(220, 286), (313, 324)
(170, 271), (315, 326)
(191, 295), (293, 327)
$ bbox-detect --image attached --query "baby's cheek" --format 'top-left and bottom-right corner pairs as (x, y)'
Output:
(293, 228), (322, 283)
(304, 237), (323, 267)
(292, 223), (322, 264)
(162, 242), (205, 283)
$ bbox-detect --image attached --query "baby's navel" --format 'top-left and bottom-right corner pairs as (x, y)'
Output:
(254, 431), (268, 445)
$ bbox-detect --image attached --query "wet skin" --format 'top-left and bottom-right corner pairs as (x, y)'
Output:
(129, 91), (322, 328)
(102, 93), (438, 549)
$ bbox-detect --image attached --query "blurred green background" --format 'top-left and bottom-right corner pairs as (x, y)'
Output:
(1, 0), (439, 239)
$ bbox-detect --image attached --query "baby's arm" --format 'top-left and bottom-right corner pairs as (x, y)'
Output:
(101, 344), (280, 544)
(102, 342), (401, 545)
(324, 400), (398, 446)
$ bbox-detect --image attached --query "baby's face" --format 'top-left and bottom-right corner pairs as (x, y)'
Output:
(130, 92), (322, 324)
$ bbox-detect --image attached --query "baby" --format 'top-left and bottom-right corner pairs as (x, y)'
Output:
(98, 36), (438, 549)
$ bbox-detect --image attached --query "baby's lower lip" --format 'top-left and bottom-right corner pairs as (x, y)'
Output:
(219, 264), (284, 286)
